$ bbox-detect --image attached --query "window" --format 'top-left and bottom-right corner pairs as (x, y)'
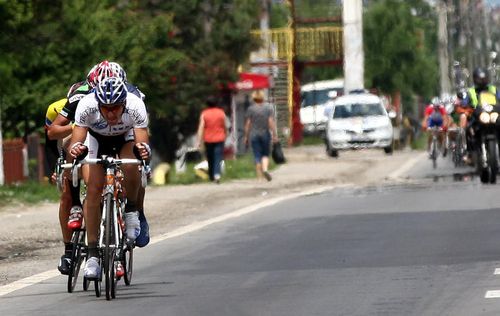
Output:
(333, 103), (384, 118)
(301, 88), (343, 107)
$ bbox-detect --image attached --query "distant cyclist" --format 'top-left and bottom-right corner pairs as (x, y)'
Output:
(422, 97), (448, 157)
(69, 76), (150, 278)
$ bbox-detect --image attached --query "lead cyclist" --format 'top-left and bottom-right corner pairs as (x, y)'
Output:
(69, 76), (151, 278)
(48, 61), (151, 275)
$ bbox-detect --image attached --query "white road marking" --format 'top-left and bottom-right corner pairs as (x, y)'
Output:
(0, 185), (335, 297)
(388, 152), (426, 179)
(0, 270), (59, 297)
(494, 268), (500, 275)
(485, 290), (500, 298)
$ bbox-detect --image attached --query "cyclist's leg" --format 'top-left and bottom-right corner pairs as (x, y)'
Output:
(57, 176), (74, 274)
(60, 137), (85, 229)
(83, 135), (105, 278)
(120, 141), (142, 241)
(84, 164), (104, 253)
(135, 185), (149, 247)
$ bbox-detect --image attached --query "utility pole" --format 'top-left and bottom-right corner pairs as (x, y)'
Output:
(437, 1), (451, 97)
(0, 98), (4, 186)
(343, 0), (364, 93)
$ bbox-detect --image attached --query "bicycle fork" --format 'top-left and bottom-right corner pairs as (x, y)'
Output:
(99, 168), (120, 251)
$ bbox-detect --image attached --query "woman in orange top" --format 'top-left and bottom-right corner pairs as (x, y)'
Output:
(196, 96), (228, 183)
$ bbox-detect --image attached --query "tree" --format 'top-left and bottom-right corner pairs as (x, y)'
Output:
(364, 0), (439, 110)
(0, 0), (261, 162)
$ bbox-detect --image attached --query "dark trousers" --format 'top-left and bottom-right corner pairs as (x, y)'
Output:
(204, 141), (224, 181)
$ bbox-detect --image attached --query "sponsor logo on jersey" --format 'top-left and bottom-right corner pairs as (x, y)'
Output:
(69, 94), (86, 104)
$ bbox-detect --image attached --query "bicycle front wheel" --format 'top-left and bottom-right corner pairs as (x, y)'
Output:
(67, 229), (85, 293)
(123, 243), (133, 286)
(103, 193), (116, 301)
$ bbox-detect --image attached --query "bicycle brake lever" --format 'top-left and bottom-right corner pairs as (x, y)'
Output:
(72, 160), (80, 188)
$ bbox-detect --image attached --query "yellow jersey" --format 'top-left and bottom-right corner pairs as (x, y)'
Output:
(45, 98), (67, 127)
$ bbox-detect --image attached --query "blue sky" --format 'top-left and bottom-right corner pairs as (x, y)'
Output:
(487, 0), (500, 6)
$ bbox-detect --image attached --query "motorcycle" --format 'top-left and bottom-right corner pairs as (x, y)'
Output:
(471, 94), (500, 183)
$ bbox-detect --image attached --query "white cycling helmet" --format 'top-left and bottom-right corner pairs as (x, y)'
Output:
(95, 77), (127, 105)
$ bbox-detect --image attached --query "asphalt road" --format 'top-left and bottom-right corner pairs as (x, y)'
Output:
(3, 151), (500, 315)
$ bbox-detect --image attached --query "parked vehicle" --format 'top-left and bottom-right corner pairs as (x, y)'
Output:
(325, 91), (393, 157)
(300, 79), (344, 135)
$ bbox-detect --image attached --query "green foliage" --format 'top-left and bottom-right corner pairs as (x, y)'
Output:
(0, 181), (59, 208)
(364, 0), (439, 100)
(0, 0), (260, 162)
(167, 154), (269, 185)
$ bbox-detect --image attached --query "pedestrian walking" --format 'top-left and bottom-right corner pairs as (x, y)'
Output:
(196, 96), (227, 183)
(243, 89), (278, 181)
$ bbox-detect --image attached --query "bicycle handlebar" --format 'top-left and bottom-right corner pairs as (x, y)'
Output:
(59, 156), (148, 188)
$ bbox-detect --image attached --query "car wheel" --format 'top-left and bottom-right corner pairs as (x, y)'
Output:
(327, 147), (339, 158)
(383, 146), (393, 155)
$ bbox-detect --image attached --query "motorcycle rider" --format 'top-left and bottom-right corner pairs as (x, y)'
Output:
(462, 67), (500, 163)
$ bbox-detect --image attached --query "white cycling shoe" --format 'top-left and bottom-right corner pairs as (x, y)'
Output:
(84, 257), (101, 279)
(125, 211), (141, 242)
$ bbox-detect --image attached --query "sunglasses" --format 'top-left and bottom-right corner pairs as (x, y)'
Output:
(99, 102), (125, 113)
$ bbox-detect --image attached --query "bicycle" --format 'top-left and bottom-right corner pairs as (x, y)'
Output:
(452, 127), (467, 167)
(57, 159), (87, 294)
(69, 155), (147, 300)
(428, 126), (443, 169)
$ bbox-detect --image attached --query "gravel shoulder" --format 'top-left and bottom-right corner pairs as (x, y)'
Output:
(0, 145), (422, 286)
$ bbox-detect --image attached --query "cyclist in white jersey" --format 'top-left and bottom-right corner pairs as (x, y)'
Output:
(69, 76), (150, 278)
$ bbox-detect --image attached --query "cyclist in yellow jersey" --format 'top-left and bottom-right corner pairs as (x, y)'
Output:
(45, 81), (89, 275)
(44, 98), (68, 180)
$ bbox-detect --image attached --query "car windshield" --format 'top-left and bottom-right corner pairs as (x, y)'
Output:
(301, 88), (342, 107)
(332, 103), (385, 118)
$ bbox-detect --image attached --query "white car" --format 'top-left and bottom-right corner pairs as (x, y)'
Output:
(300, 79), (344, 134)
(325, 91), (393, 157)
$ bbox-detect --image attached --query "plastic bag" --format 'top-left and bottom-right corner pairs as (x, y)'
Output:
(271, 142), (286, 164)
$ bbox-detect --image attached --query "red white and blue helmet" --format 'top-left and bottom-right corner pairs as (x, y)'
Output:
(95, 77), (127, 105)
(86, 64), (99, 88)
(86, 60), (127, 88)
(109, 62), (127, 82)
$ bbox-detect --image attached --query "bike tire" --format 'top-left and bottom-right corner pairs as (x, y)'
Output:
(123, 244), (133, 286)
(83, 276), (89, 291)
(454, 133), (463, 167)
(103, 193), (115, 301)
(432, 138), (438, 169)
(94, 277), (101, 297)
(488, 139), (498, 184)
(67, 229), (85, 293)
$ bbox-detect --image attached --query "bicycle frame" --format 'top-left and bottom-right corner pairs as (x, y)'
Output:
(65, 156), (146, 300)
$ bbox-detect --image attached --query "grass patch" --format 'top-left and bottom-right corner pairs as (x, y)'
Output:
(0, 181), (60, 208)
(167, 154), (269, 185)
(412, 132), (427, 150)
(301, 135), (324, 146)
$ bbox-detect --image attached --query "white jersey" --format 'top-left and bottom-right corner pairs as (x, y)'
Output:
(75, 92), (148, 136)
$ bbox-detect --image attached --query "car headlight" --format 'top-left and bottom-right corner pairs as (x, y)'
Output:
(491, 112), (499, 123)
(377, 126), (392, 134)
(480, 112), (491, 124)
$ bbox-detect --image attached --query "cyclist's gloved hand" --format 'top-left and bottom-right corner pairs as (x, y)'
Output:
(134, 142), (151, 160)
(70, 142), (88, 160)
